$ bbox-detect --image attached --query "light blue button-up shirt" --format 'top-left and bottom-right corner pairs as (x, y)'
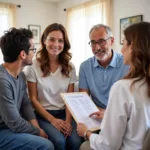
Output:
(79, 50), (129, 108)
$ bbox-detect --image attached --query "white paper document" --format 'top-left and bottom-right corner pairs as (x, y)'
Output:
(60, 92), (101, 131)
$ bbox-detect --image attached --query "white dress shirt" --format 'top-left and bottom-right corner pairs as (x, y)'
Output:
(90, 79), (150, 150)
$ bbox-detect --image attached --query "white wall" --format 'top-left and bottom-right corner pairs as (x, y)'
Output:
(113, 0), (150, 52)
(56, 0), (90, 26)
(0, 0), (57, 48)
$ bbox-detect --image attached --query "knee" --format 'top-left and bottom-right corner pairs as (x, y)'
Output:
(39, 139), (54, 150)
(69, 136), (83, 149)
(55, 138), (66, 149)
(74, 137), (82, 144)
(73, 138), (83, 148)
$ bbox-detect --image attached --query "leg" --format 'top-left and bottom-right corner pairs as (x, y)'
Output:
(0, 129), (54, 150)
(80, 141), (92, 150)
(66, 120), (84, 150)
(37, 116), (66, 150)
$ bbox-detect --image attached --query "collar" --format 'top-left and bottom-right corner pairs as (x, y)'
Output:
(93, 50), (118, 68)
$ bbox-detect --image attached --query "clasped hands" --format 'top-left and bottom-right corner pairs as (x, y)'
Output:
(51, 118), (72, 138)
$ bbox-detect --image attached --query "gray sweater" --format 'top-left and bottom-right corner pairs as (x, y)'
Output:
(0, 65), (39, 135)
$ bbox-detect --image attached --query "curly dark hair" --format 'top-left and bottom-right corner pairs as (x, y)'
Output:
(36, 23), (72, 77)
(124, 22), (150, 97)
(0, 27), (33, 62)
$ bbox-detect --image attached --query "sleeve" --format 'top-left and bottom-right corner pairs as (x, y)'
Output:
(20, 72), (36, 121)
(0, 79), (39, 135)
(79, 62), (89, 89)
(24, 65), (37, 83)
(89, 81), (131, 150)
(20, 91), (36, 121)
(69, 63), (77, 84)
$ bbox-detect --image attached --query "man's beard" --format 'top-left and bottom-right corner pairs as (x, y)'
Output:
(94, 49), (109, 61)
(22, 59), (33, 67)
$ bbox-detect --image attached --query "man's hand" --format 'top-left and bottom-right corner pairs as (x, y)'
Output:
(39, 128), (48, 139)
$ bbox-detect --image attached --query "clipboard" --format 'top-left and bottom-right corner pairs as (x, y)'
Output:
(60, 92), (101, 131)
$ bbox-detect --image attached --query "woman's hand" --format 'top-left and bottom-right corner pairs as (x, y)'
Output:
(51, 118), (73, 138)
(51, 118), (66, 132)
(89, 109), (105, 120)
(77, 123), (88, 137)
(63, 122), (72, 138)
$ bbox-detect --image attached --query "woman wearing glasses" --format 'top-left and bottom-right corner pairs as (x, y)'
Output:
(77, 22), (150, 150)
(24, 23), (83, 150)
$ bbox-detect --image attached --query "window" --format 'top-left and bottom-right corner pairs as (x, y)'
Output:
(67, 0), (112, 74)
(0, 3), (16, 63)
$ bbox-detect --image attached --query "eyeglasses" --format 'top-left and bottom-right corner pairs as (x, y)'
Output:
(88, 37), (111, 47)
(29, 48), (36, 53)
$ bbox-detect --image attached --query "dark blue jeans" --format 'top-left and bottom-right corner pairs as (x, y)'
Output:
(0, 129), (54, 150)
(36, 110), (83, 150)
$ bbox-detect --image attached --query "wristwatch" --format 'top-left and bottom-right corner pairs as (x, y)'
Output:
(84, 130), (91, 140)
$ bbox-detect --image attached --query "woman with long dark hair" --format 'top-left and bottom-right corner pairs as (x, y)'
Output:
(77, 22), (150, 150)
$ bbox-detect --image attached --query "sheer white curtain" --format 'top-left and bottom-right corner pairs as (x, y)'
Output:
(0, 3), (16, 64)
(67, 0), (112, 74)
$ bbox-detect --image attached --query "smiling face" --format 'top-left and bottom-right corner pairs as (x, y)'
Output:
(90, 27), (113, 63)
(44, 30), (64, 56)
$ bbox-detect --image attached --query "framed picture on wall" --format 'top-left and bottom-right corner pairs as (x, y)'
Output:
(28, 25), (41, 44)
(120, 15), (143, 44)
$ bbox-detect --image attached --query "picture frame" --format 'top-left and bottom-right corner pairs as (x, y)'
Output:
(28, 25), (41, 44)
(120, 15), (143, 44)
